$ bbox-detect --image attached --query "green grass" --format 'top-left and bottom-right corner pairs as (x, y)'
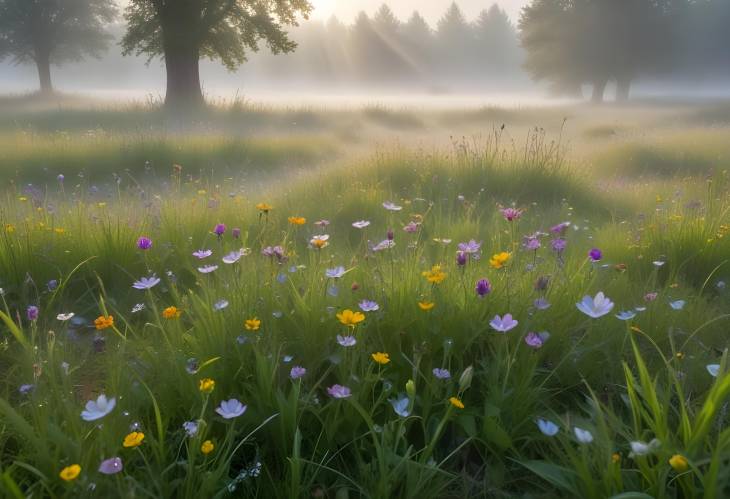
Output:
(0, 101), (729, 498)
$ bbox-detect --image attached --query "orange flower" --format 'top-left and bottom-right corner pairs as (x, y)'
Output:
(256, 203), (273, 213)
(162, 306), (182, 319)
(288, 216), (306, 226)
(418, 301), (435, 311)
(94, 315), (114, 330)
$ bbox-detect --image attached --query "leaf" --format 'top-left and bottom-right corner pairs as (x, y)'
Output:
(609, 493), (656, 499)
(519, 460), (577, 493)
(0, 310), (29, 349)
(481, 417), (512, 451)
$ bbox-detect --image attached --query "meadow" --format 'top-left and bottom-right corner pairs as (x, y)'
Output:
(0, 97), (729, 498)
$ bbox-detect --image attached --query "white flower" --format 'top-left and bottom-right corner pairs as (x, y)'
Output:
(215, 399), (247, 419)
(382, 201), (402, 211)
(81, 394), (116, 421)
(536, 418), (559, 436)
(198, 265), (218, 274)
(707, 364), (720, 377)
(56, 312), (75, 321)
(214, 299), (229, 311)
(352, 220), (371, 229)
(629, 438), (661, 457)
(222, 250), (245, 264)
(576, 292), (614, 318)
(573, 427), (594, 444)
(670, 300), (686, 310)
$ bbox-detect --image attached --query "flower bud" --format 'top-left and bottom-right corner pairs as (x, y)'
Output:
(458, 366), (473, 392)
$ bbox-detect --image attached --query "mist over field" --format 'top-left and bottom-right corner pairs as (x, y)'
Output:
(1, 1), (730, 498)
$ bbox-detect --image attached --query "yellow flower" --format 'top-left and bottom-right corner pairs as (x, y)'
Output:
(612, 453), (621, 464)
(675, 352), (685, 360)
(197, 189), (207, 195)
(201, 440), (215, 455)
(123, 431), (145, 448)
(19, 196), (27, 202)
(422, 265), (447, 284)
(54, 227), (66, 234)
(199, 378), (215, 394)
(336, 309), (365, 327)
(5, 224), (15, 233)
(371, 352), (390, 365)
(669, 454), (688, 472)
(288, 216), (306, 225)
(59, 464), (81, 481)
(449, 397), (465, 409)
(489, 252), (511, 269)
(94, 315), (114, 330)
(162, 306), (182, 319)
(418, 301), (435, 311)
(244, 318), (261, 331)
(256, 202), (273, 213)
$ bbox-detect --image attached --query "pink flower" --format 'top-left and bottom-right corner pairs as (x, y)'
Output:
(500, 207), (523, 222)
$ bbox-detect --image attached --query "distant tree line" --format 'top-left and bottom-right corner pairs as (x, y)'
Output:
(519, 0), (730, 102)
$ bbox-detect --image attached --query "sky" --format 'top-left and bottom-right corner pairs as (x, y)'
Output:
(308, 0), (529, 24)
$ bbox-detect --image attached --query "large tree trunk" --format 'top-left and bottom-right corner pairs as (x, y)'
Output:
(591, 78), (608, 104)
(163, 44), (204, 110)
(616, 77), (631, 102)
(35, 51), (53, 95)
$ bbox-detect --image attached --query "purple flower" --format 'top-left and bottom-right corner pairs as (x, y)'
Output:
(198, 265), (218, 274)
(383, 201), (402, 211)
(533, 298), (551, 310)
(132, 276), (160, 290)
(215, 399), (247, 419)
(551, 239), (567, 253)
(336, 335), (357, 347)
(214, 299), (229, 311)
(588, 248), (602, 262)
(262, 245), (287, 263)
(327, 384), (352, 399)
(523, 236), (541, 251)
(222, 250), (244, 264)
(432, 368), (451, 380)
(403, 221), (419, 233)
(232, 227), (241, 239)
(183, 421), (199, 437)
(475, 279), (492, 297)
(456, 251), (467, 266)
(550, 222), (571, 235)
(19, 383), (35, 395)
(358, 300), (380, 312)
(47, 279), (58, 291)
(137, 236), (152, 250)
(576, 292), (614, 318)
(387, 228), (395, 241)
(26, 305), (39, 322)
(214, 224), (226, 236)
(326, 266), (346, 279)
(193, 249), (212, 259)
(458, 240), (482, 255)
(500, 207), (523, 221)
(535, 276), (550, 291)
(524, 332), (545, 349)
(290, 366), (307, 379)
(352, 220), (371, 229)
(57, 174), (65, 183)
(489, 314), (518, 333)
(98, 457), (123, 475)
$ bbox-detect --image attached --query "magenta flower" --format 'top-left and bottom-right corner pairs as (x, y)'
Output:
(500, 207), (523, 221)
(475, 279), (492, 297)
(550, 222), (571, 234)
(98, 457), (123, 475)
(327, 384), (352, 399)
(489, 314), (518, 333)
(588, 248), (602, 262)
(523, 236), (541, 251)
(214, 224), (226, 237)
(137, 236), (152, 250)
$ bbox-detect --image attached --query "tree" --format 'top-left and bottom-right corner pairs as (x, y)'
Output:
(121, 0), (313, 109)
(436, 3), (473, 80)
(473, 4), (521, 74)
(401, 11), (434, 78)
(0, 0), (116, 95)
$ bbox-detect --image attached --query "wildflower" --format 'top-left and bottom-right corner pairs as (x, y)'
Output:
(574, 427), (594, 444)
(500, 207), (523, 221)
(123, 432), (145, 448)
(707, 364), (720, 377)
(550, 221), (570, 234)
(352, 220), (370, 229)
(418, 301), (435, 311)
(193, 249), (213, 259)
(310, 235), (329, 249)
(432, 368), (451, 380)
(262, 245), (287, 262)
(325, 266), (346, 279)
(288, 216), (306, 225)
(232, 227), (241, 239)
(26, 305), (39, 321)
(403, 221), (419, 233)
(490, 314), (518, 333)
(551, 238), (567, 253)
(629, 439), (660, 457)
(670, 300), (686, 310)
(675, 352), (685, 360)
(459, 366), (474, 391)
(523, 235), (541, 251)
(524, 332), (545, 349)
(222, 250), (244, 264)
(644, 292), (658, 302)
(94, 315), (114, 330)
(198, 264), (218, 274)
(215, 399), (247, 419)
(47, 279), (59, 291)
(612, 453), (621, 464)
(81, 394), (116, 421)
(653, 260), (665, 267)
(131, 303), (145, 313)
(315, 219), (330, 227)
(359, 300), (379, 312)
(372, 239), (395, 251)
(382, 201), (402, 211)
(199, 378), (215, 394)
(214, 224), (226, 236)
(57, 173), (65, 182)
(132, 276), (160, 290)
(475, 279), (491, 297)
(422, 265), (447, 284)
(588, 248), (602, 262)
(244, 318), (261, 331)
(19, 384), (35, 395)
(372, 352), (390, 365)
(59, 464), (81, 481)
(576, 292), (614, 318)
(256, 202), (273, 213)
(137, 236), (152, 250)
(214, 299), (229, 311)
(615, 310), (637, 321)
(98, 457), (123, 475)
(336, 309), (365, 327)
(336, 335), (357, 347)
(669, 454), (689, 472)
(162, 306), (181, 319)
(449, 397), (465, 409)
(536, 419), (559, 436)
(489, 252), (511, 269)
(201, 440), (215, 455)
(533, 298), (551, 310)
(183, 421), (199, 437)
(327, 384), (352, 399)
(389, 395), (411, 417)
(456, 251), (467, 266)
(290, 366), (307, 379)
(458, 240), (482, 258)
